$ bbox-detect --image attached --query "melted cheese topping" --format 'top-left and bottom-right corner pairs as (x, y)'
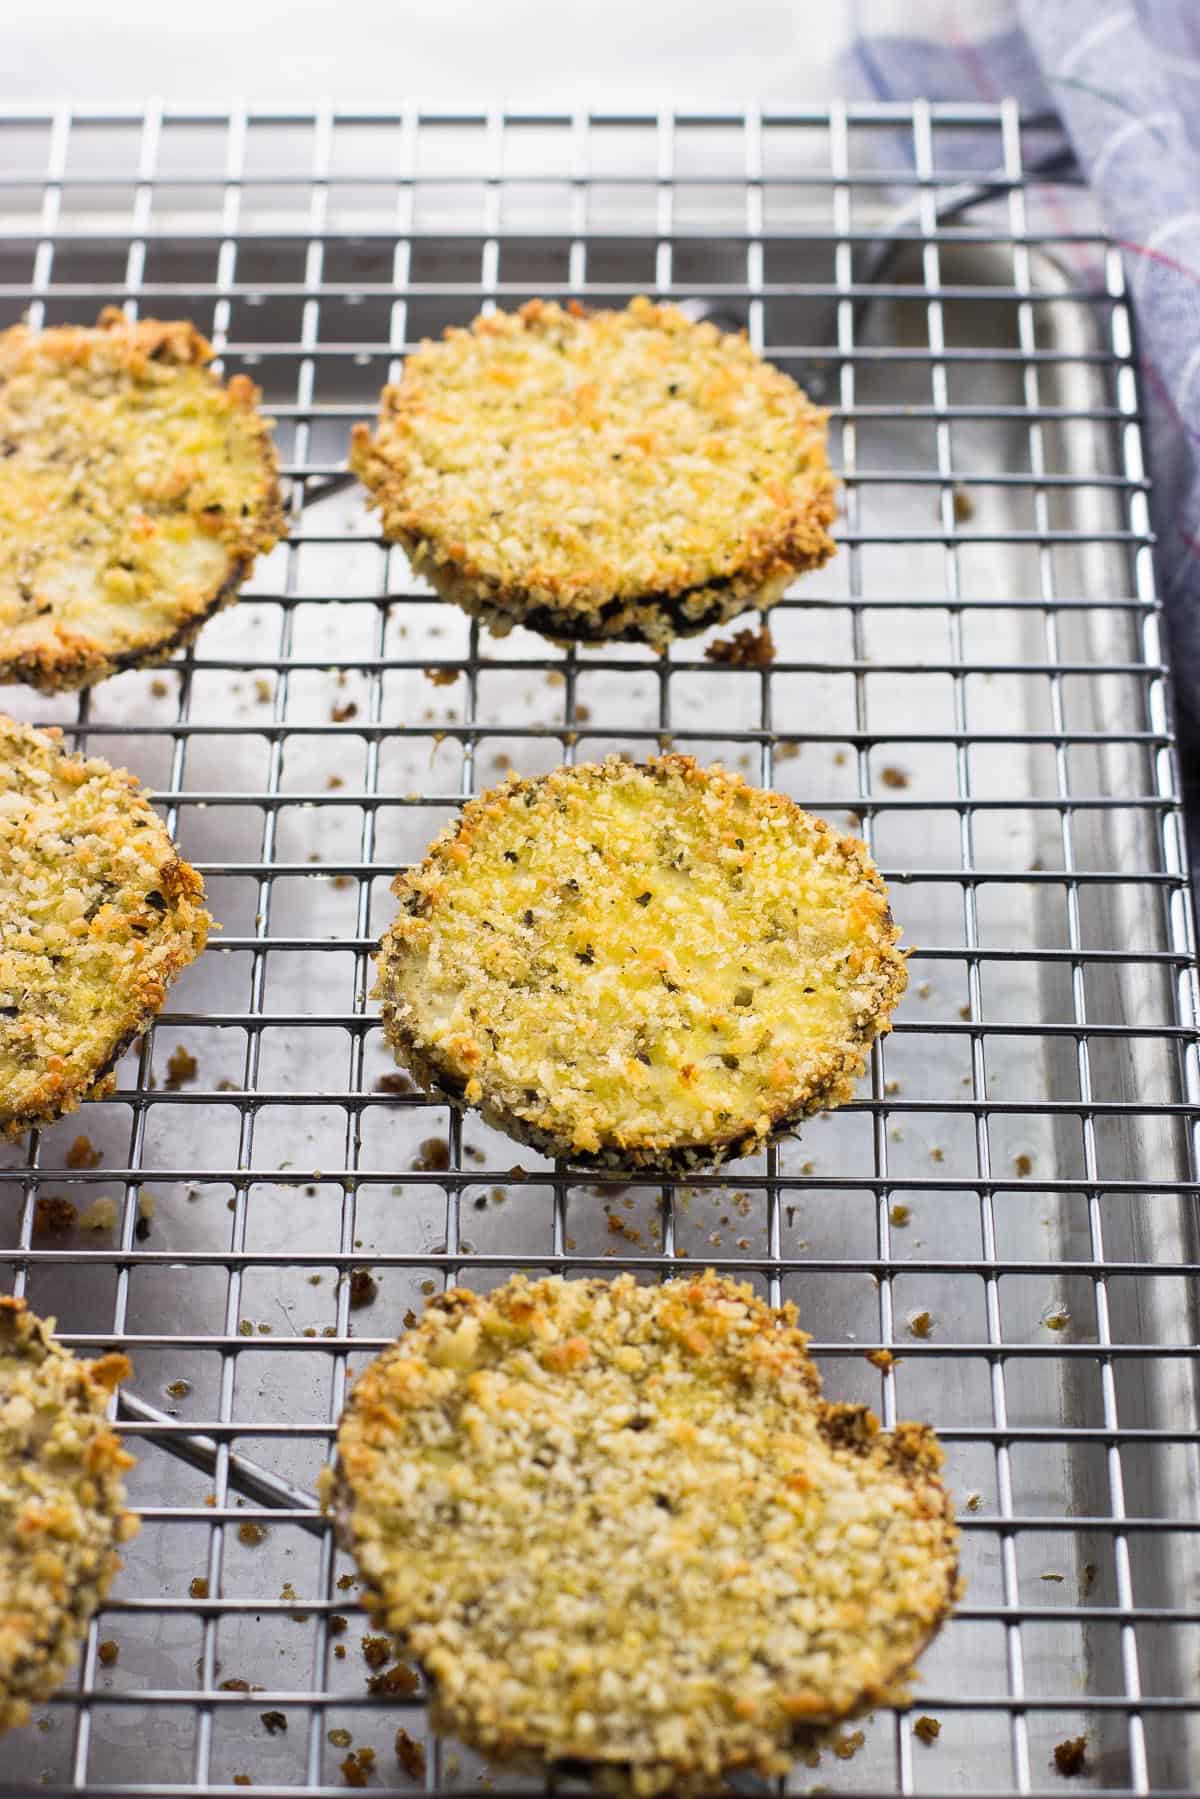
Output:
(376, 756), (906, 1166)
(0, 715), (210, 1133)
(332, 1272), (957, 1795)
(0, 311), (283, 690)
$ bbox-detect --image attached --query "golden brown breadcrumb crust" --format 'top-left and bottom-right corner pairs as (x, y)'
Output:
(0, 309), (285, 692)
(0, 715), (211, 1136)
(351, 297), (836, 647)
(329, 1271), (959, 1796)
(0, 1297), (137, 1733)
(375, 755), (906, 1171)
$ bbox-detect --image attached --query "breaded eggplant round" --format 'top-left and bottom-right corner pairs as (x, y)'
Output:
(0, 309), (284, 691)
(330, 1271), (959, 1796)
(351, 297), (835, 647)
(374, 755), (906, 1171)
(0, 715), (210, 1136)
(0, 1297), (137, 1733)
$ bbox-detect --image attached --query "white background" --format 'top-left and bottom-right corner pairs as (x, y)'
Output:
(3, 0), (847, 105)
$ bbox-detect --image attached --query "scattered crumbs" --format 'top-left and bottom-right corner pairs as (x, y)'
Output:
(491, 750), (512, 770)
(332, 875), (354, 890)
(917, 982), (931, 1000)
(374, 1071), (415, 1096)
(394, 1728), (427, 1782)
(890, 1203), (911, 1227)
(1053, 1736), (1089, 1777)
(348, 1268), (379, 1310)
(327, 773), (345, 790)
(328, 1729), (353, 1749)
(908, 1310), (934, 1339)
(219, 1678), (254, 1693)
(929, 1146), (944, 1164)
(303, 1326), (318, 1338)
(135, 1189), (155, 1240)
(776, 740), (800, 761)
(336, 1575), (357, 1592)
(253, 677), (273, 704)
(952, 486), (975, 523)
(414, 1136), (451, 1171)
(403, 1308), (418, 1329)
(261, 1711), (287, 1735)
(361, 1635), (391, 1670)
(914, 1714), (941, 1745)
(867, 1348), (897, 1372)
(341, 1748), (377, 1787)
(233, 1779), (253, 1789)
(1043, 1308), (1070, 1332)
(880, 766), (909, 789)
(424, 665), (460, 686)
(704, 623), (775, 667)
(1082, 1562), (1097, 1591)
(545, 670), (565, 687)
(165, 1044), (198, 1089)
(1040, 1572), (1065, 1583)
(238, 1319), (253, 1337)
(79, 1197), (118, 1233)
(966, 1491), (983, 1512)
(884, 1079), (901, 1096)
(334, 1643), (347, 1659)
(150, 677), (169, 698)
(1014, 1153), (1034, 1178)
(331, 700), (359, 722)
(189, 1577), (210, 1600)
(66, 1134), (101, 1169)
(833, 1730), (865, 1762)
(238, 1522), (268, 1548)
(833, 749), (847, 766)
(799, 1160), (815, 1176)
(216, 1077), (238, 1092)
(33, 1194), (77, 1235)
(464, 1143), (486, 1163)
(420, 1279), (436, 1296)
(97, 1640), (119, 1667)
(959, 1003), (971, 1021)
(309, 1273), (323, 1286)
(166, 1379), (191, 1400)
(329, 1614), (349, 1635)
(368, 1661), (420, 1698)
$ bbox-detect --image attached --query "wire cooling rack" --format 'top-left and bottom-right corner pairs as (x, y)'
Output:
(0, 99), (1198, 1799)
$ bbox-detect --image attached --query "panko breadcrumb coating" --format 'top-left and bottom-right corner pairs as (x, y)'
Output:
(375, 755), (906, 1170)
(351, 297), (835, 647)
(0, 1297), (137, 1733)
(0, 309), (284, 691)
(329, 1271), (959, 1796)
(0, 715), (210, 1136)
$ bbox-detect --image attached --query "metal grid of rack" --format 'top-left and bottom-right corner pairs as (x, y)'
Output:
(0, 100), (1197, 1798)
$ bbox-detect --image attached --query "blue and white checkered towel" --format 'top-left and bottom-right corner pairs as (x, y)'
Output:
(842, 1), (1200, 739)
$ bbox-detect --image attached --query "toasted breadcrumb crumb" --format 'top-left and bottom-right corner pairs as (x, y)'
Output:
(914, 1715), (941, 1744)
(1053, 1736), (1088, 1777)
(705, 624), (776, 667)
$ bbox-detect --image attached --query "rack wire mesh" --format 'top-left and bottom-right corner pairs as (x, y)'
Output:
(0, 99), (1197, 1799)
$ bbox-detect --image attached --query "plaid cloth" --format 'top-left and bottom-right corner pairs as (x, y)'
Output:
(842, 0), (1200, 739)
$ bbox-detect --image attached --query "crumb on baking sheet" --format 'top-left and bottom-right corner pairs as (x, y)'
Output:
(189, 1577), (209, 1600)
(361, 1635), (391, 1670)
(424, 665), (460, 685)
(890, 1203), (911, 1227)
(97, 1640), (119, 1667)
(261, 1711), (287, 1734)
(80, 1197), (118, 1233)
(348, 1268), (378, 1310)
(414, 1136), (451, 1171)
(328, 1728), (352, 1748)
(880, 766), (909, 789)
(966, 1492), (983, 1512)
(704, 623), (775, 667)
(66, 1134), (101, 1168)
(1014, 1153), (1033, 1177)
(395, 1726), (427, 1781)
(1053, 1736), (1089, 1777)
(952, 487), (975, 523)
(237, 1522), (268, 1548)
(914, 1715), (941, 1744)
(165, 1045), (198, 1090)
(367, 1660), (420, 1697)
(832, 1729), (865, 1761)
(340, 1747), (376, 1787)
(33, 1194), (78, 1234)
(150, 678), (170, 698)
(908, 1310), (934, 1339)
(867, 1348), (898, 1372)
(374, 1071), (415, 1096)
(329, 1613), (348, 1635)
